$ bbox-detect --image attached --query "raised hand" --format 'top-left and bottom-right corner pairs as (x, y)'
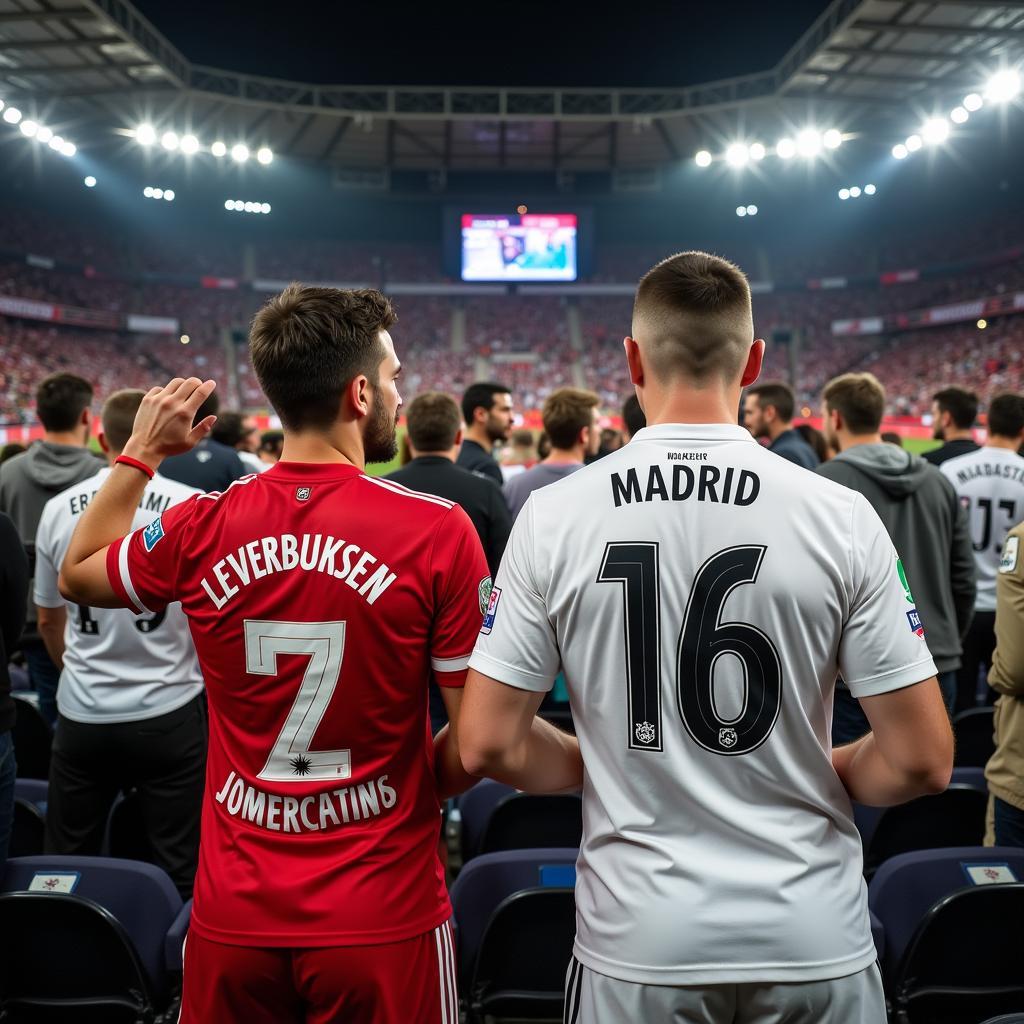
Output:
(121, 377), (218, 470)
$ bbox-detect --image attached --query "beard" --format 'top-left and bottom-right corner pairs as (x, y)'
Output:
(364, 389), (399, 464)
(932, 425), (944, 440)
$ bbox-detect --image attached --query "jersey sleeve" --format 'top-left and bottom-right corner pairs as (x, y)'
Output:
(468, 497), (560, 693)
(430, 504), (492, 687)
(32, 505), (63, 609)
(105, 493), (200, 615)
(838, 493), (938, 698)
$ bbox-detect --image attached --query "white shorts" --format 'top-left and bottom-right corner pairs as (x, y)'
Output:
(563, 957), (886, 1024)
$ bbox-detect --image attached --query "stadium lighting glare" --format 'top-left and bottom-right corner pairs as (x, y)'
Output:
(256, 146), (273, 165)
(963, 92), (983, 112)
(950, 106), (969, 125)
(0, 99), (4, 112)
(796, 129), (821, 157)
(36, 126), (52, 143)
(153, 188), (164, 199)
(775, 137), (796, 159)
(695, 149), (712, 167)
(143, 187), (154, 198)
(736, 206), (747, 217)
(164, 189), (175, 201)
(749, 142), (766, 161)
(849, 186), (862, 198)
(905, 134), (922, 152)
(261, 203), (271, 214)
(19, 120), (38, 137)
(135, 123), (156, 146)
(985, 69), (1021, 103)
(922, 118), (950, 145)
(822, 128), (843, 150)
(161, 130), (179, 151)
(864, 183), (876, 195)
(746, 204), (758, 215)
(977, 319), (988, 329)
(224, 199), (235, 210)
(892, 143), (909, 159)
(211, 140), (227, 157)
(60, 141), (76, 157)
(180, 134), (200, 155)
(3, 107), (22, 124)
(725, 142), (749, 167)
(48, 135), (64, 151)
(180, 334), (190, 345)
(83, 175), (96, 188)
(231, 143), (249, 163)
(838, 188), (850, 200)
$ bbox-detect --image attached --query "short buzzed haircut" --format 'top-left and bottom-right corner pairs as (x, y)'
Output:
(406, 392), (462, 452)
(933, 387), (978, 430)
(36, 372), (93, 432)
(101, 389), (145, 454)
(541, 387), (600, 450)
(633, 251), (753, 383)
(988, 392), (1024, 438)
(823, 372), (887, 436)
(746, 381), (796, 424)
(249, 283), (396, 432)
(461, 382), (511, 426)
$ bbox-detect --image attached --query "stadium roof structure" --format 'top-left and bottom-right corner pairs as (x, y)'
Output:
(1, 0), (1023, 174)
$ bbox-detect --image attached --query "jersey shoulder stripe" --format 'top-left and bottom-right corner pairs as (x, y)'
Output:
(196, 473), (259, 502)
(361, 475), (456, 510)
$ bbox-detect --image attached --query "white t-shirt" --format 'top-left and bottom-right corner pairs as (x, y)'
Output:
(469, 422), (937, 986)
(238, 450), (270, 474)
(940, 446), (1024, 612)
(34, 468), (204, 723)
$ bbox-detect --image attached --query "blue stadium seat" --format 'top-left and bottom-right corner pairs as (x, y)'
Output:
(14, 778), (48, 810)
(978, 1016), (1024, 1023)
(479, 792), (583, 855)
(952, 706), (995, 768)
(458, 778), (515, 861)
(0, 855), (183, 1021)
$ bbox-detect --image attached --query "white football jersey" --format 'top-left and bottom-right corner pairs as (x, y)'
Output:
(940, 446), (1024, 612)
(470, 422), (937, 986)
(34, 468), (204, 723)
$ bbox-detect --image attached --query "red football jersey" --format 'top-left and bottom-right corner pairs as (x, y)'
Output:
(106, 461), (490, 947)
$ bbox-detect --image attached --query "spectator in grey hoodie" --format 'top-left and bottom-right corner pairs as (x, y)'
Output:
(0, 372), (103, 724)
(817, 372), (975, 742)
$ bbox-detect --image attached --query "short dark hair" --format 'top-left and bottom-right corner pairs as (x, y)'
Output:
(249, 283), (396, 432)
(621, 394), (646, 439)
(633, 251), (752, 383)
(0, 443), (26, 465)
(988, 392), (1024, 438)
(933, 387), (978, 430)
(880, 431), (904, 448)
(746, 381), (796, 424)
(542, 388), (600, 450)
(406, 392), (462, 452)
(461, 382), (510, 426)
(35, 372), (93, 432)
(823, 372), (886, 435)
(259, 430), (284, 456)
(211, 411), (247, 448)
(101, 389), (145, 454)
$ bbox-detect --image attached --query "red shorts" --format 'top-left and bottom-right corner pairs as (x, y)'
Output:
(180, 921), (458, 1024)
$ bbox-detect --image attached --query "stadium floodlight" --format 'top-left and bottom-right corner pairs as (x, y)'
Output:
(822, 128), (843, 150)
(135, 123), (156, 146)
(694, 149), (712, 167)
(48, 135), (64, 151)
(985, 69), (1021, 103)
(224, 199), (235, 210)
(922, 118), (950, 145)
(261, 203), (271, 214)
(963, 92), (983, 112)
(775, 137), (796, 159)
(746, 204), (758, 215)
(153, 188), (164, 199)
(0, 99), (4, 112)
(180, 334), (190, 344)
(736, 206), (747, 217)
(3, 106), (22, 124)
(143, 187), (154, 198)
(181, 134), (199, 154)
(749, 142), (766, 161)
(849, 186), (862, 198)
(725, 142), (749, 167)
(161, 131), (179, 151)
(164, 189), (175, 201)
(256, 146), (273, 165)
(864, 183), (876, 195)
(977, 319), (988, 330)
(211, 140), (227, 157)
(905, 134), (922, 152)
(838, 188), (850, 200)
(231, 143), (249, 163)
(950, 106), (969, 125)
(796, 129), (821, 157)
(60, 141), (76, 157)
(19, 120), (38, 137)
(243, 201), (254, 212)
(84, 175), (96, 188)
(892, 142), (908, 159)
(36, 126), (52, 143)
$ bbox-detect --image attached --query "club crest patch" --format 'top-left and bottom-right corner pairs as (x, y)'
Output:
(478, 576), (493, 615)
(1000, 535), (1019, 574)
(897, 557), (915, 604)
(480, 586), (502, 635)
(296, 486), (312, 502)
(143, 515), (165, 552)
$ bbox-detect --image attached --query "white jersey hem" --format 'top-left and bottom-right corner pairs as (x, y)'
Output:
(57, 682), (203, 725)
(571, 939), (879, 987)
(467, 651), (553, 693)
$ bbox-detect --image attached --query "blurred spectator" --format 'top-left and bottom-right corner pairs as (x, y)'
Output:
(537, 432), (552, 460)
(621, 394), (646, 443)
(743, 381), (819, 469)
(0, 372), (103, 724)
(588, 427), (623, 464)
(880, 431), (904, 447)
(457, 382), (513, 486)
(923, 387), (980, 466)
(500, 428), (538, 482)
(796, 423), (831, 463)
(0, 444), (25, 465)
(212, 410), (265, 473)
(160, 391), (248, 492)
(258, 429), (284, 467)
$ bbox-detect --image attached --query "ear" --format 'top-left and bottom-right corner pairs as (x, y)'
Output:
(624, 337), (644, 387)
(454, 427), (464, 447)
(347, 373), (372, 422)
(98, 432), (110, 455)
(740, 340), (765, 388)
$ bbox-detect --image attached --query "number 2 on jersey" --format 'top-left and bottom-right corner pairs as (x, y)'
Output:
(245, 620), (352, 782)
(599, 543), (782, 756)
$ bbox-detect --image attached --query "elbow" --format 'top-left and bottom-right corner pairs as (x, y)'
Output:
(907, 745), (954, 797)
(57, 568), (78, 604)
(458, 730), (510, 779)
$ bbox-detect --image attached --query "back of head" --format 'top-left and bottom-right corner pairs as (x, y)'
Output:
(101, 389), (145, 455)
(510, 428), (535, 453)
(211, 411), (246, 448)
(36, 372), (93, 433)
(933, 386), (978, 430)
(746, 381), (796, 425)
(541, 388), (600, 450)
(988, 392), (1024, 439)
(621, 394), (646, 440)
(633, 251), (753, 384)
(249, 283), (396, 432)
(461, 381), (510, 426)
(260, 430), (284, 457)
(823, 372), (886, 436)
(406, 392), (462, 453)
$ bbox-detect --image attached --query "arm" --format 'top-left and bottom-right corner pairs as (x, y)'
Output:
(433, 687), (479, 801)
(949, 490), (977, 641)
(458, 669), (583, 793)
(832, 677), (953, 805)
(35, 604), (66, 669)
(59, 377), (216, 608)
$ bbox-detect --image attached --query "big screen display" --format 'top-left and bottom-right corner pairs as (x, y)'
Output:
(461, 213), (578, 282)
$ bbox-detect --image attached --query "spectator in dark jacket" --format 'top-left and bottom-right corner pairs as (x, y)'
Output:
(743, 381), (820, 469)
(456, 382), (513, 486)
(160, 391), (247, 492)
(923, 386), (980, 466)
(817, 373), (975, 740)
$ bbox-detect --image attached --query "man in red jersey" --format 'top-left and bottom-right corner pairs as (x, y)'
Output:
(59, 285), (488, 1024)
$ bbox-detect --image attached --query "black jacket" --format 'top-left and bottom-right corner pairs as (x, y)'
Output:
(769, 428), (820, 470)
(386, 456), (511, 577)
(160, 438), (248, 493)
(0, 512), (29, 734)
(455, 439), (504, 487)
(922, 438), (980, 467)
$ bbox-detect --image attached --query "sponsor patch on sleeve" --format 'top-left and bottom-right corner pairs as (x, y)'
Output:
(480, 586), (502, 635)
(999, 535), (1020, 575)
(142, 515), (165, 552)
(478, 575), (493, 615)
(906, 608), (925, 638)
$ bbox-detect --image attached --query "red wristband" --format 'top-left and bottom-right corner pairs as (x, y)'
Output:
(115, 455), (156, 480)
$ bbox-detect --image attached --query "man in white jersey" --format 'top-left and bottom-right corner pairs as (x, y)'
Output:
(34, 389), (205, 897)
(458, 251), (953, 1023)
(941, 392), (1024, 713)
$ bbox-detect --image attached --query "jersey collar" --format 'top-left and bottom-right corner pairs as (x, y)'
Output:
(631, 423), (756, 444)
(262, 461), (365, 481)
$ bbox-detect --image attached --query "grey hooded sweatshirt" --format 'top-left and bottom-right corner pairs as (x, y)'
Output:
(817, 442), (975, 674)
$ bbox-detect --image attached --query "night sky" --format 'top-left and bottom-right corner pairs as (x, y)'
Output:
(131, 0), (834, 88)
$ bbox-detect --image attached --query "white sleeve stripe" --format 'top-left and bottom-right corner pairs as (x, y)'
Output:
(362, 475), (455, 509)
(431, 653), (472, 673)
(119, 536), (152, 615)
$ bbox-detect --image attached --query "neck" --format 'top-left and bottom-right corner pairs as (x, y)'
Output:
(44, 429), (85, 447)
(411, 447), (456, 462)
(766, 420), (792, 442)
(643, 382), (742, 428)
(987, 435), (1023, 452)
(543, 446), (584, 465)
(464, 427), (492, 452)
(838, 432), (882, 451)
(944, 429), (974, 442)
(280, 426), (363, 470)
